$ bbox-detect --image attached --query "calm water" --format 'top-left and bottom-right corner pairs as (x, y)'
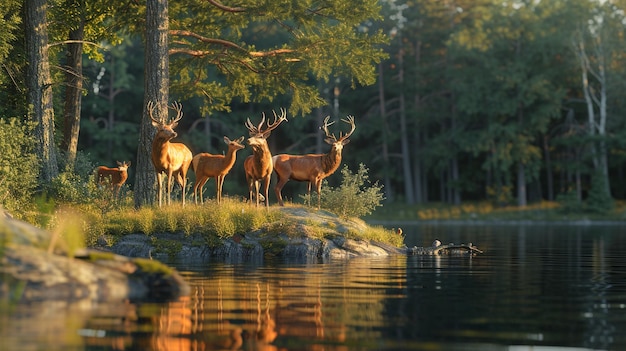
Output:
(2, 224), (626, 351)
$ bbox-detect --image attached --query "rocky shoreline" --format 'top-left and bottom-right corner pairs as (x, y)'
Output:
(0, 214), (189, 303)
(0, 207), (482, 302)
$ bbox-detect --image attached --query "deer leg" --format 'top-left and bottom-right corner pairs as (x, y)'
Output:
(157, 172), (164, 207)
(194, 176), (204, 204)
(262, 176), (271, 208)
(315, 180), (322, 210)
(200, 177), (208, 204)
(216, 176), (223, 204)
(176, 172), (187, 207)
(274, 175), (288, 206)
(254, 180), (261, 207)
(167, 171), (175, 206)
(306, 181), (313, 206)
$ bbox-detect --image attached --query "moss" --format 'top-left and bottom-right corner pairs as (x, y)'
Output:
(261, 237), (287, 258)
(132, 257), (174, 276)
(150, 237), (183, 259)
(87, 251), (117, 261)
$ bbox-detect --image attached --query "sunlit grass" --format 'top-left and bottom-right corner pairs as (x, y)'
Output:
(50, 196), (407, 251)
(368, 200), (626, 221)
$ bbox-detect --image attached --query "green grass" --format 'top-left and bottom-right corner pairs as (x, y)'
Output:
(35, 197), (408, 251)
(366, 200), (626, 222)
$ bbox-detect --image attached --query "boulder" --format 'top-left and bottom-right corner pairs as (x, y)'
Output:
(0, 215), (189, 303)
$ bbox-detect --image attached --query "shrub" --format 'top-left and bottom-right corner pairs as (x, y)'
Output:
(318, 163), (384, 218)
(0, 117), (38, 216)
(586, 170), (614, 214)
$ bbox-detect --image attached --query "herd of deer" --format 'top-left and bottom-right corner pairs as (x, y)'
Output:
(95, 101), (356, 208)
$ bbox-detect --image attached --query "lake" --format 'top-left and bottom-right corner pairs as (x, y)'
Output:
(2, 223), (626, 350)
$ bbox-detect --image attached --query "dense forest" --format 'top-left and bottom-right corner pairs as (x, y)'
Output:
(2, 0), (626, 216)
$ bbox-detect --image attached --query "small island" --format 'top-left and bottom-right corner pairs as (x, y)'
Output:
(0, 204), (482, 303)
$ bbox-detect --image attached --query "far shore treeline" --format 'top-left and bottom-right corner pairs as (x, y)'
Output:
(1, 1), (626, 219)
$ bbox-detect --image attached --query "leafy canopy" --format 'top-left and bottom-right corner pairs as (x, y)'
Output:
(168, 0), (388, 116)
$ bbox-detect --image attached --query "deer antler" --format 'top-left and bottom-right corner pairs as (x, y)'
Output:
(338, 115), (356, 142)
(321, 116), (337, 141)
(147, 101), (161, 124)
(265, 108), (288, 133)
(245, 108), (287, 136)
(168, 101), (184, 124)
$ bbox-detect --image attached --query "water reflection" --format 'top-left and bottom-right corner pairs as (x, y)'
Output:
(3, 224), (626, 350)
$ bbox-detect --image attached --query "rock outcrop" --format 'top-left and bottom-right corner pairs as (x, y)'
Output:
(0, 215), (189, 303)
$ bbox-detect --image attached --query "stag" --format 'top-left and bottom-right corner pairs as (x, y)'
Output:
(96, 161), (130, 197)
(192, 136), (245, 204)
(149, 101), (193, 207)
(244, 108), (288, 207)
(272, 115), (355, 208)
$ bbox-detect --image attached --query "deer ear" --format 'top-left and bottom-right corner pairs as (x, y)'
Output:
(262, 131), (272, 139)
(223, 136), (231, 144)
(341, 139), (351, 146)
(237, 136), (245, 143)
(151, 120), (160, 128)
(117, 161), (122, 166)
(324, 138), (334, 145)
(170, 121), (179, 129)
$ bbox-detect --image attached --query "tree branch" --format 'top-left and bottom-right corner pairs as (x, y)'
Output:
(170, 30), (248, 52)
(206, 0), (246, 13)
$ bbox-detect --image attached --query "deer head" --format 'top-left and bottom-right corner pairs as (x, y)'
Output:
(245, 108), (288, 147)
(116, 161), (130, 171)
(148, 101), (184, 141)
(321, 115), (356, 153)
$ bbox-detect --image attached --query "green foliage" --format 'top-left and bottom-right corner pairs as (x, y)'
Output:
(318, 164), (384, 218)
(556, 189), (583, 214)
(586, 171), (614, 214)
(169, 0), (388, 115)
(0, 118), (38, 216)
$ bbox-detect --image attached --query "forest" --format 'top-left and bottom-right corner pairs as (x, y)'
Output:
(2, 0), (626, 217)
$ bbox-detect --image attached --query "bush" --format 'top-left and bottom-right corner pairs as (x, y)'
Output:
(318, 163), (384, 218)
(0, 117), (39, 216)
(586, 170), (614, 214)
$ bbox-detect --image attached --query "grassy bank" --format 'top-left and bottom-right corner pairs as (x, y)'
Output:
(366, 200), (626, 222)
(42, 198), (405, 251)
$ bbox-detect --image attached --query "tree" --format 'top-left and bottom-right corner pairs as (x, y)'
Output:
(134, 0), (169, 207)
(571, 1), (626, 199)
(25, 0), (58, 182)
(50, 0), (137, 169)
(167, 0), (387, 116)
(448, 0), (569, 206)
(132, 0), (388, 206)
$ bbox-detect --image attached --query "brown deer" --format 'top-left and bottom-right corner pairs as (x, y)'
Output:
(95, 161), (130, 197)
(148, 101), (193, 207)
(191, 136), (245, 204)
(243, 108), (288, 207)
(272, 115), (355, 208)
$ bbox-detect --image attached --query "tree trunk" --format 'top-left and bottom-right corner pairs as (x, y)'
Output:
(397, 47), (414, 204)
(517, 162), (527, 207)
(134, 0), (169, 207)
(543, 134), (553, 201)
(377, 62), (393, 202)
(26, 0), (58, 182)
(62, 20), (85, 170)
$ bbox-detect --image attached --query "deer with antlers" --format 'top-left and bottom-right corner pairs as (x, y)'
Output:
(272, 115), (356, 209)
(95, 161), (131, 197)
(192, 136), (245, 204)
(244, 108), (288, 207)
(148, 101), (193, 207)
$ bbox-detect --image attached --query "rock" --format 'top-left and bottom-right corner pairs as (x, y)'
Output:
(0, 215), (189, 303)
(95, 207), (407, 263)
